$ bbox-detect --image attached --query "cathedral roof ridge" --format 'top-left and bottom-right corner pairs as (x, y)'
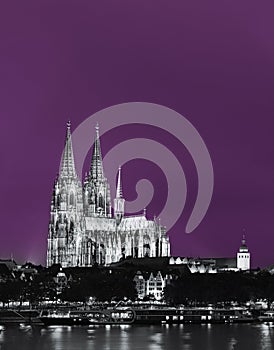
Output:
(122, 215), (147, 219)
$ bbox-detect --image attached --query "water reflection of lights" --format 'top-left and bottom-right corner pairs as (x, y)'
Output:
(50, 327), (64, 340)
(149, 332), (164, 350)
(41, 327), (63, 335)
(87, 329), (96, 333)
(48, 325), (64, 329)
(260, 323), (274, 348)
(0, 325), (5, 343)
(228, 337), (237, 349)
(48, 325), (73, 342)
(119, 325), (130, 330)
(183, 332), (191, 340)
(180, 346), (191, 350)
(1, 323), (273, 350)
(118, 327), (130, 350)
(104, 326), (111, 350)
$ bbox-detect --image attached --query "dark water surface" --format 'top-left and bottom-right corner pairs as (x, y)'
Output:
(1, 323), (274, 350)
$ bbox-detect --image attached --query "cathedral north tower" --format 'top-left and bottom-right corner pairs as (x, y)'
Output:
(83, 124), (112, 218)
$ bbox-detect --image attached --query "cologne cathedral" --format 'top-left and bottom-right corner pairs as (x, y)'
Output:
(46, 122), (170, 267)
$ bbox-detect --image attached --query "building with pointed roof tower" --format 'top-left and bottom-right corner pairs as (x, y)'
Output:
(46, 122), (170, 267)
(237, 235), (250, 271)
(168, 235), (251, 273)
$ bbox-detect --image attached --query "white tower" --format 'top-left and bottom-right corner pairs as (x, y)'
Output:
(114, 167), (125, 223)
(237, 235), (250, 271)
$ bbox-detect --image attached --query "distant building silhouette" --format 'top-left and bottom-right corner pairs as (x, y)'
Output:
(169, 236), (251, 272)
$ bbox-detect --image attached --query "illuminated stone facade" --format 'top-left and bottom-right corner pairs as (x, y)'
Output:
(46, 122), (170, 267)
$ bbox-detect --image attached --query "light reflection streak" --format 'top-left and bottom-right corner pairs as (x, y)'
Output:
(0, 323), (274, 350)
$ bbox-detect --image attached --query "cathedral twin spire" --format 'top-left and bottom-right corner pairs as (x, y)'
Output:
(59, 121), (105, 182)
(89, 123), (105, 181)
(59, 121), (77, 179)
(58, 121), (124, 219)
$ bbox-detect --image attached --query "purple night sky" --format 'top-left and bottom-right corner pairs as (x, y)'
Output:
(0, 1), (274, 268)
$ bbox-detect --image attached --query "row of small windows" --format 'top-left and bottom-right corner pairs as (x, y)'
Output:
(148, 282), (163, 286)
(149, 287), (163, 291)
(238, 255), (249, 258)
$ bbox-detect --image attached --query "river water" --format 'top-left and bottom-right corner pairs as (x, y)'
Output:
(0, 323), (274, 350)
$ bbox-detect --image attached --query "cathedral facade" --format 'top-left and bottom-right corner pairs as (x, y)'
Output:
(46, 122), (170, 267)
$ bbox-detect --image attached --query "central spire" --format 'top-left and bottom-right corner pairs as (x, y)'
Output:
(114, 166), (125, 222)
(116, 167), (123, 198)
(90, 123), (104, 180)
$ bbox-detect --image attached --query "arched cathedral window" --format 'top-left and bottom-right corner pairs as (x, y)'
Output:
(98, 193), (104, 208)
(69, 192), (75, 206)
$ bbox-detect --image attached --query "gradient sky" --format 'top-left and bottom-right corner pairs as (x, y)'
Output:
(0, 1), (274, 268)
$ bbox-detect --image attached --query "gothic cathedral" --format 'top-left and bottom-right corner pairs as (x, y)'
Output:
(46, 122), (170, 267)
